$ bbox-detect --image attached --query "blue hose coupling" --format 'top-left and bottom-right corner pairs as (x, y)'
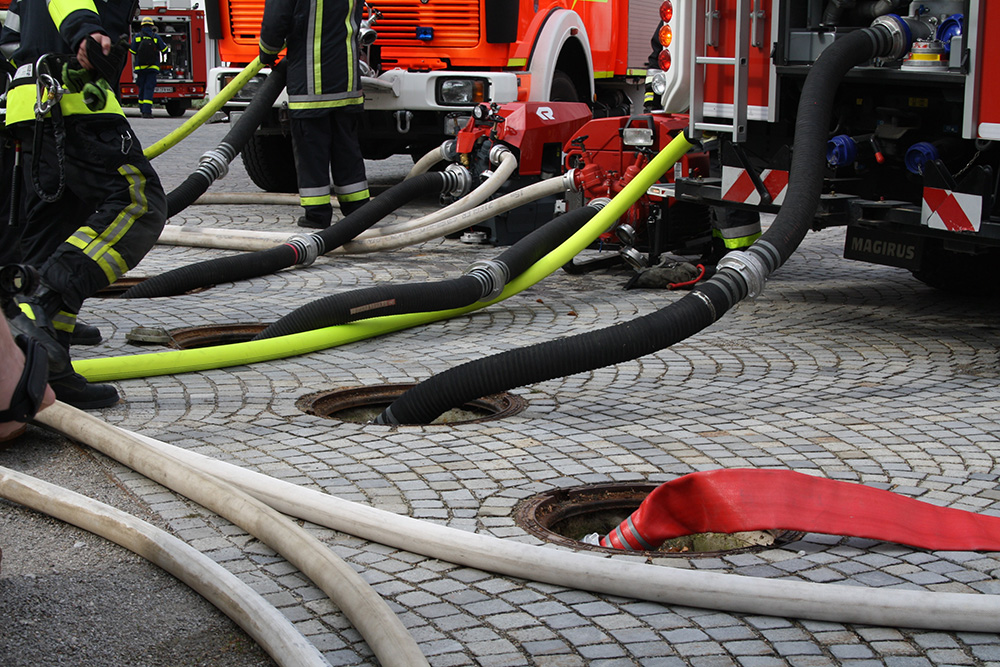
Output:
(827, 135), (858, 168)
(716, 250), (769, 300)
(904, 141), (939, 175)
(466, 260), (510, 302)
(286, 234), (323, 267)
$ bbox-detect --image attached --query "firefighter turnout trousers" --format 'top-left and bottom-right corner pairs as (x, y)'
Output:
(12, 115), (166, 314)
(290, 107), (370, 226)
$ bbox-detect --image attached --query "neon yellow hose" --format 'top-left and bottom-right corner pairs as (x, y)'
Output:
(75, 132), (695, 382)
(143, 58), (266, 160)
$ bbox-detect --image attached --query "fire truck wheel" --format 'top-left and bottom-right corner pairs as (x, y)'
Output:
(911, 242), (1000, 296)
(240, 134), (299, 194)
(550, 70), (580, 103)
(165, 100), (191, 117)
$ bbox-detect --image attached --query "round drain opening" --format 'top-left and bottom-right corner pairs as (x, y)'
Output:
(125, 323), (268, 348)
(516, 483), (803, 557)
(95, 277), (210, 298)
(297, 384), (527, 425)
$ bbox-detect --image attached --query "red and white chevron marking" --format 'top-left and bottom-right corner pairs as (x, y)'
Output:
(922, 187), (982, 233)
(722, 166), (789, 205)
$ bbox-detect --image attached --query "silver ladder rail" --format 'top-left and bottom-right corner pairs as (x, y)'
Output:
(688, 0), (752, 143)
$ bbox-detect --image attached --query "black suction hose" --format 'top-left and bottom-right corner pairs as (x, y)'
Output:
(123, 170), (449, 299)
(375, 23), (905, 425)
(166, 61), (289, 218)
(253, 202), (600, 339)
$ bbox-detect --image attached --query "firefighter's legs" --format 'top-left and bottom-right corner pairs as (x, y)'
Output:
(328, 108), (370, 216)
(290, 115), (335, 229)
(11, 117), (166, 408)
(0, 134), (20, 266)
(137, 70), (157, 118)
(702, 206), (762, 264)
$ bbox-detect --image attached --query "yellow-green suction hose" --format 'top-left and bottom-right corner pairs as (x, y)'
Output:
(143, 58), (266, 160)
(75, 132), (695, 382)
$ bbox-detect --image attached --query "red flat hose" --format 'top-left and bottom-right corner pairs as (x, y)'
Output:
(600, 469), (1000, 552)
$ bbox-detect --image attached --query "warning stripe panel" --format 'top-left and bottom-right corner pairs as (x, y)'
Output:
(722, 166), (789, 205)
(922, 187), (982, 233)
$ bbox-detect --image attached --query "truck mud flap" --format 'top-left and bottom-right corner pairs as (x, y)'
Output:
(843, 226), (924, 271)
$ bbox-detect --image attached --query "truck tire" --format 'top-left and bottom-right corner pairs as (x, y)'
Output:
(165, 99), (190, 117)
(550, 70), (580, 103)
(240, 134), (299, 194)
(911, 243), (1000, 296)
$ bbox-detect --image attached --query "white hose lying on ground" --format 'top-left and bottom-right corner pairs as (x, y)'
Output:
(114, 425), (1000, 634)
(194, 192), (302, 205)
(155, 170), (575, 254)
(406, 142), (452, 180)
(36, 403), (430, 667)
(0, 465), (332, 667)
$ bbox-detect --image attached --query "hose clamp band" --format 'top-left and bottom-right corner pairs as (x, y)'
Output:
(466, 260), (510, 302)
(286, 234), (323, 267)
(717, 250), (769, 299)
(588, 197), (611, 211)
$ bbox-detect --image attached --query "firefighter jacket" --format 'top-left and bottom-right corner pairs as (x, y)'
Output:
(129, 27), (168, 72)
(4, 0), (137, 125)
(259, 0), (364, 117)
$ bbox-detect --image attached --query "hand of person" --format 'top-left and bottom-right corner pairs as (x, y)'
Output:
(77, 32), (111, 70)
(0, 318), (55, 441)
(258, 48), (278, 66)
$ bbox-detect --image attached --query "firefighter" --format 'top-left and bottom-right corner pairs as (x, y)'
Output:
(258, 0), (370, 230)
(129, 16), (168, 119)
(3, 0), (168, 409)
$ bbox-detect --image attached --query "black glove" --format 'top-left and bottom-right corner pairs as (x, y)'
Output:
(259, 48), (278, 66)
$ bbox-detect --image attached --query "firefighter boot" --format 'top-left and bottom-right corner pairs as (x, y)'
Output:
(297, 203), (333, 230)
(11, 289), (119, 409)
(71, 321), (103, 346)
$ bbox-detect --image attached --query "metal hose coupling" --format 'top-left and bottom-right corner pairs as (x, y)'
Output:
(489, 144), (512, 166)
(286, 233), (324, 267)
(196, 142), (237, 182)
(440, 163), (473, 199)
(716, 249), (769, 300)
(466, 259), (510, 302)
(869, 14), (931, 61)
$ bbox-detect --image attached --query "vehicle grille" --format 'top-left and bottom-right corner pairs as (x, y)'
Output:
(371, 0), (481, 48)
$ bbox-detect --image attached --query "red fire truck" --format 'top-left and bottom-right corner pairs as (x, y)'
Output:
(119, 1), (209, 117)
(203, 0), (663, 192)
(651, 0), (1000, 292)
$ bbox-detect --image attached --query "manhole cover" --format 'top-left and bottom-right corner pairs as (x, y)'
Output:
(516, 483), (804, 557)
(297, 383), (527, 425)
(168, 323), (269, 349)
(126, 323), (268, 348)
(95, 277), (210, 298)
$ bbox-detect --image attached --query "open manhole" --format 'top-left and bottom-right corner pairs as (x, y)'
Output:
(516, 483), (804, 557)
(126, 323), (268, 348)
(95, 276), (210, 298)
(297, 383), (528, 425)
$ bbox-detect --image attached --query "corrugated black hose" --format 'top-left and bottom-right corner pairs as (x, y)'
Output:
(375, 23), (903, 424)
(252, 202), (600, 339)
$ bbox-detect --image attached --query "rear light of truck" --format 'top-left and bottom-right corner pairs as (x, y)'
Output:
(657, 1), (673, 72)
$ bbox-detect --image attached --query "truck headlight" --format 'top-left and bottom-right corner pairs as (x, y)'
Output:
(437, 78), (488, 106)
(220, 73), (268, 101)
(650, 70), (667, 95)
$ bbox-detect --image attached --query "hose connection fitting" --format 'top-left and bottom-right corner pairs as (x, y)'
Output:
(441, 163), (473, 199)
(441, 139), (459, 163)
(489, 144), (513, 167)
(869, 14), (930, 61)
(716, 249), (769, 300)
(588, 197), (611, 211)
(286, 234), (323, 267)
(466, 259), (510, 302)
(196, 142), (238, 182)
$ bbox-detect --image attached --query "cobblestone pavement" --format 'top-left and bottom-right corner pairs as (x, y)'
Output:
(4, 110), (1000, 666)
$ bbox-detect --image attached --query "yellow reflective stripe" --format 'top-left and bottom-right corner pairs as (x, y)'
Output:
(47, 0), (100, 30)
(301, 195), (330, 206)
(5, 84), (123, 125)
(337, 189), (369, 203)
(713, 229), (762, 249)
(72, 165), (148, 282)
(594, 70), (613, 79)
(345, 0), (356, 91)
(312, 0), (323, 92)
(288, 97), (364, 110)
(51, 310), (77, 334)
(18, 302), (38, 321)
(627, 68), (646, 76)
(68, 227), (99, 250)
(507, 58), (527, 68)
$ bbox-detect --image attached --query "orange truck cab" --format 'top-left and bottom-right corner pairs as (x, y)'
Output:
(204, 0), (664, 192)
